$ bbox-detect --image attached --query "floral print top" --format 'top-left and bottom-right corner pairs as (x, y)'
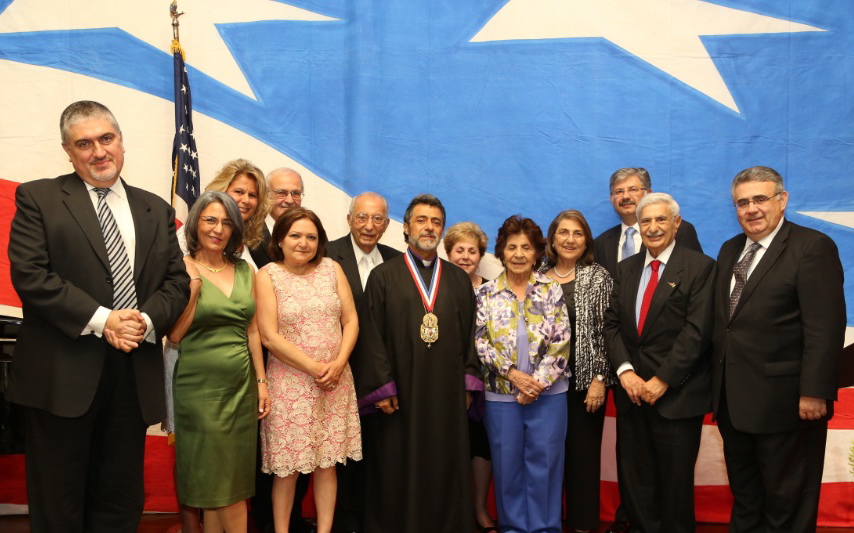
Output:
(475, 270), (572, 394)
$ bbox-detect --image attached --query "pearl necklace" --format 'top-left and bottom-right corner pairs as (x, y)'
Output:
(193, 258), (228, 273)
(553, 264), (575, 278)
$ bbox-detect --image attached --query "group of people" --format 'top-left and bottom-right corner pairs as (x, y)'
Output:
(6, 99), (846, 533)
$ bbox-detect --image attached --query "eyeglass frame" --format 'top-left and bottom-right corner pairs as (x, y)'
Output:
(270, 189), (305, 200)
(733, 192), (782, 210)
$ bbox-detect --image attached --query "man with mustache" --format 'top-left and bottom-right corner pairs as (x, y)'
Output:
(352, 194), (483, 533)
(604, 193), (715, 533)
(324, 191), (400, 533)
(7, 100), (189, 533)
(593, 167), (703, 533)
(712, 166), (845, 532)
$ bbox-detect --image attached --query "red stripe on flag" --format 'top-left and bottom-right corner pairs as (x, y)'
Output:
(0, 179), (21, 308)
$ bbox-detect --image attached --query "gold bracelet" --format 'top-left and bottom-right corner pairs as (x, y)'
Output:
(257, 378), (269, 384)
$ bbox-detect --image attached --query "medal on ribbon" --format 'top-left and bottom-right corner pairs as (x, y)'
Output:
(404, 249), (442, 348)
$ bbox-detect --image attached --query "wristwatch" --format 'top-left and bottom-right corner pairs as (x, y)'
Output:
(595, 374), (604, 382)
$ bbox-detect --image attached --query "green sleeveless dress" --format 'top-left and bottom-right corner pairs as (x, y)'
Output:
(174, 260), (257, 508)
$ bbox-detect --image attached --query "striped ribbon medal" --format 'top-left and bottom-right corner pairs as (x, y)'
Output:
(404, 249), (442, 348)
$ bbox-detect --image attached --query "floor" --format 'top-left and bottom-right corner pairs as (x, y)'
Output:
(0, 514), (851, 532)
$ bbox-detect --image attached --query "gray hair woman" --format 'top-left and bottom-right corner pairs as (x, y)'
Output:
(166, 191), (270, 533)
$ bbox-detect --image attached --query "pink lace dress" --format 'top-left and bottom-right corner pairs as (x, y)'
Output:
(261, 258), (362, 475)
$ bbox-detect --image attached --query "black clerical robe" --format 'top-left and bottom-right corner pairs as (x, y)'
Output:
(353, 254), (482, 533)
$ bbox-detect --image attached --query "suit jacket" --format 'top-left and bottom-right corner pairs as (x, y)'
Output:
(604, 244), (715, 419)
(712, 220), (846, 433)
(325, 235), (401, 307)
(594, 219), (702, 278)
(250, 225), (274, 268)
(7, 173), (190, 424)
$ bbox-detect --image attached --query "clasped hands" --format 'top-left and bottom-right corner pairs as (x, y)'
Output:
(619, 370), (668, 406)
(313, 360), (345, 392)
(103, 309), (146, 352)
(509, 369), (544, 406)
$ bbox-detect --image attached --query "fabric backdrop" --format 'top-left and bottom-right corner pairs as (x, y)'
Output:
(1, 0), (853, 525)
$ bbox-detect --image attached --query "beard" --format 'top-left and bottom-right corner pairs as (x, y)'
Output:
(407, 230), (439, 253)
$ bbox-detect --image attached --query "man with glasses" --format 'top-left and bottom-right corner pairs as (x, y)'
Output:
(712, 166), (845, 532)
(249, 167), (304, 270)
(593, 167), (702, 533)
(325, 192), (400, 533)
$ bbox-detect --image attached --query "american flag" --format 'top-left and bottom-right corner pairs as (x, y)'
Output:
(170, 39), (199, 222)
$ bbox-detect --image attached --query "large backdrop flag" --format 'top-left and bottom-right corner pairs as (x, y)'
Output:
(170, 37), (200, 222)
(0, 0), (853, 525)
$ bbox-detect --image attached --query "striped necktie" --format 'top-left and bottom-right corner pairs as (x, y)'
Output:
(94, 188), (138, 310)
(622, 226), (637, 260)
(729, 242), (761, 318)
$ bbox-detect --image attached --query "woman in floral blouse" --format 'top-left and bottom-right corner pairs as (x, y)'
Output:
(476, 215), (571, 533)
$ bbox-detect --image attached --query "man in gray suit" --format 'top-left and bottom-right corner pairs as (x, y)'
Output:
(8, 101), (189, 533)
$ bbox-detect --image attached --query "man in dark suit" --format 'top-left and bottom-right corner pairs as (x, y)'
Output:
(713, 166), (845, 532)
(593, 167), (703, 533)
(604, 193), (714, 533)
(7, 100), (189, 533)
(325, 191), (400, 533)
(594, 167), (702, 278)
(249, 167), (304, 268)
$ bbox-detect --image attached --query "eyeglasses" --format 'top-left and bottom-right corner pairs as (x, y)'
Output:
(353, 213), (387, 225)
(199, 216), (235, 228)
(271, 189), (304, 200)
(611, 186), (647, 196)
(734, 192), (781, 210)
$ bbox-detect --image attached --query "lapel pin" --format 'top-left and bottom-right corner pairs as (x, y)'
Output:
(667, 282), (676, 288)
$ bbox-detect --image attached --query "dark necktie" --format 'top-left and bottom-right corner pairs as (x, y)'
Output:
(729, 242), (761, 318)
(637, 259), (661, 334)
(94, 188), (138, 310)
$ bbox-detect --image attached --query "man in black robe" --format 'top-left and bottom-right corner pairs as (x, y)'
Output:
(352, 194), (483, 533)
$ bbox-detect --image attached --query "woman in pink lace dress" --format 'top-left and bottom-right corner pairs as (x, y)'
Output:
(255, 207), (362, 533)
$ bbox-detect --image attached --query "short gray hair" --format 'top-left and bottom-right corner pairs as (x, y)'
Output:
(348, 192), (389, 216)
(609, 167), (651, 192)
(60, 101), (121, 145)
(184, 191), (244, 263)
(730, 166), (784, 198)
(636, 192), (680, 220)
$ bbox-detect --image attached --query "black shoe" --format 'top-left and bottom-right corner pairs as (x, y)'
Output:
(605, 522), (630, 533)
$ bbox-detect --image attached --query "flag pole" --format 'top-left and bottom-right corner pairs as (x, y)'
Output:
(170, 0), (200, 221)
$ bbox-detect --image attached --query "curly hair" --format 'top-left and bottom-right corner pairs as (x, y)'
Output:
(206, 159), (270, 250)
(494, 215), (546, 267)
(443, 221), (488, 256)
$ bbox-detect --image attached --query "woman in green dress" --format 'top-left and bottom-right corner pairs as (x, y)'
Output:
(167, 191), (271, 533)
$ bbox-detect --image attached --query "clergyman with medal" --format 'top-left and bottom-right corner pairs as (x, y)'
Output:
(351, 193), (483, 533)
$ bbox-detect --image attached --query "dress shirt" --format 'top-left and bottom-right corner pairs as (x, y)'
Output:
(265, 214), (276, 234)
(617, 222), (643, 262)
(351, 234), (385, 289)
(728, 217), (785, 294)
(82, 179), (155, 341)
(616, 239), (676, 377)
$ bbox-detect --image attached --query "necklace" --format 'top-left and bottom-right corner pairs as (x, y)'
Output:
(553, 264), (574, 278)
(193, 258), (228, 273)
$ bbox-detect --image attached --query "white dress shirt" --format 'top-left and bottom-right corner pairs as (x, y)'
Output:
(617, 222), (643, 262)
(351, 234), (385, 289)
(728, 217), (785, 295)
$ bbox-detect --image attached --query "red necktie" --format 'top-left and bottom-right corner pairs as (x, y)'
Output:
(637, 260), (661, 334)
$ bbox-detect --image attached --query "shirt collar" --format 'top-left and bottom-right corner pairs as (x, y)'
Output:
(350, 234), (382, 264)
(621, 221), (640, 235)
(86, 178), (126, 200)
(407, 246), (437, 268)
(643, 238), (676, 268)
(743, 216), (785, 252)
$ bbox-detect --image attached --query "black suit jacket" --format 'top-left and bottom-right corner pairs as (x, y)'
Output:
(7, 173), (190, 424)
(325, 235), (401, 307)
(604, 244), (715, 419)
(712, 220), (846, 433)
(250, 224), (274, 268)
(594, 219), (702, 278)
